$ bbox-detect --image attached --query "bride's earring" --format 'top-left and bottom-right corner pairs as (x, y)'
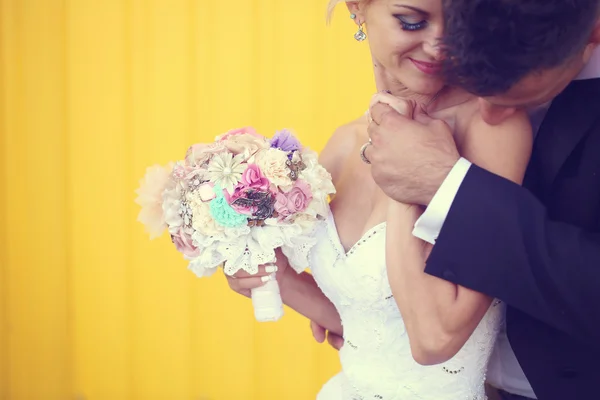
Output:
(350, 14), (366, 41)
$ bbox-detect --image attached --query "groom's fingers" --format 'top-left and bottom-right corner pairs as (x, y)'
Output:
(413, 103), (435, 125)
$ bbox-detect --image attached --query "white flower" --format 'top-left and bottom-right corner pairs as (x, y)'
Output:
(300, 150), (335, 189)
(188, 195), (224, 237)
(207, 152), (245, 194)
(221, 133), (270, 160)
(162, 185), (185, 234)
(286, 213), (318, 233)
(256, 148), (293, 188)
(299, 161), (335, 219)
(135, 163), (175, 239)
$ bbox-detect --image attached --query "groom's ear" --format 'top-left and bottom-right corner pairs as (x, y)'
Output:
(345, 1), (366, 25)
(582, 18), (600, 63)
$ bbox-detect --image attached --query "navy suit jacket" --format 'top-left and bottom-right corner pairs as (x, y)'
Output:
(425, 78), (600, 400)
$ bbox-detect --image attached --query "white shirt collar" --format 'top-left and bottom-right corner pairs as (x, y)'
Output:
(575, 46), (600, 80)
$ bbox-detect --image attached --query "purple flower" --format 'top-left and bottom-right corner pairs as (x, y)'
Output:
(270, 129), (301, 152)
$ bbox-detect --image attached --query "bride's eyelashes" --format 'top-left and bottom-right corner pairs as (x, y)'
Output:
(394, 15), (428, 31)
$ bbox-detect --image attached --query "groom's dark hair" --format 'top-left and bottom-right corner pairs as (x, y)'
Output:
(440, 0), (600, 96)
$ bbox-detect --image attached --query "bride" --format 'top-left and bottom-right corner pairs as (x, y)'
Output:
(226, 0), (532, 398)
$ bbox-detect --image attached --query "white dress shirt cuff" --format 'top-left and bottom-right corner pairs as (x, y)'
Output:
(412, 157), (473, 244)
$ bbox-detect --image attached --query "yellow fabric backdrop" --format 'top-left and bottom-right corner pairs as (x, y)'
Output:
(0, 0), (376, 398)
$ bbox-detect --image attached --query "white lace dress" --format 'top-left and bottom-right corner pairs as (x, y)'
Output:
(309, 213), (504, 400)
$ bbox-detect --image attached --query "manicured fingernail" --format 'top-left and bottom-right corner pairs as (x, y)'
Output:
(261, 275), (272, 283)
(265, 265), (278, 273)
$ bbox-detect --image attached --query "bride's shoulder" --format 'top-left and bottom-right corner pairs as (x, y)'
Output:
(453, 98), (532, 147)
(319, 116), (367, 183)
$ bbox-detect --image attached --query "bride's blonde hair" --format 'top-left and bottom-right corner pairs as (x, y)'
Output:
(326, 0), (345, 21)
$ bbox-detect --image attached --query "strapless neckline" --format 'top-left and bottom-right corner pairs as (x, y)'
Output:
(326, 212), (387, 257)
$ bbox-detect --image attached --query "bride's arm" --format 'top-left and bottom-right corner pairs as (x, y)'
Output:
(279, 269), (342, 335)
(225, 253), (342, 335)
(278, 118), (365, 336)
(386, 110), (532, 365)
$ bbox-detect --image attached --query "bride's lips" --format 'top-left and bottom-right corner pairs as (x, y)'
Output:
(409, 58), (441, 75)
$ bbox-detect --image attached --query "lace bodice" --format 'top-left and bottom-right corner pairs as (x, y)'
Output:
(309, 213), (503, 400)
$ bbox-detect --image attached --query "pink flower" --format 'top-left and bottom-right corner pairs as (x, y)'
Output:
(185, 142), (226, 166)
(218, 127), (262, 141)
(227, 187), (257, 216)
(274, 181), (313, 217)
(241, 164), (270, 191)
(171, 228), (200, 258)
(172, 163), (187, 179)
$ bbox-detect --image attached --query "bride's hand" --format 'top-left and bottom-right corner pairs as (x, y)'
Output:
(224, 248), (289, 298)
(369, 91), (416, 122)
(310, 320), (344, 350)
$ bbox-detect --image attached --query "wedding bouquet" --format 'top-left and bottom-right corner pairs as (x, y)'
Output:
(135, 127), (335, 321)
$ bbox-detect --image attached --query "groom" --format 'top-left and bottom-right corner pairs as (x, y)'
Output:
(314, 1), (600, 399)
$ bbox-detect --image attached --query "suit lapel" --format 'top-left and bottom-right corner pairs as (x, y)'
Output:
(524, 78), (600, 197)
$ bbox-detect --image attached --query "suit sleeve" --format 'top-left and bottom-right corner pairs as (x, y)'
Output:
(424, 164), (600, 346)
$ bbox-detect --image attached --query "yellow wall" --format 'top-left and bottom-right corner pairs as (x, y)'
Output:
(0, 0), (376, 399)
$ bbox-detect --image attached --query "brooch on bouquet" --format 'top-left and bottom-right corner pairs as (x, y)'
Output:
(135, 127), (335, 322)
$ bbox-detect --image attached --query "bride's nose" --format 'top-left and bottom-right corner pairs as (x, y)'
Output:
(423, 37), (443, 61)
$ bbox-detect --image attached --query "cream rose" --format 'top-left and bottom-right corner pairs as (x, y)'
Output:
(222, 133), (270, 161)
(255, 148), (293, 188)
(189, 196), (225, 237)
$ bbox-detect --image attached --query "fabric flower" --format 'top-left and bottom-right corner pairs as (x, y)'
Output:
(217, 127), (262, 141)
(286, 213), (317, 232)
(185, 142), (226, 167)
(172, 162), (187, 179)
(298, 149), (336, 216)
(207, 152), (245, 195)
(162, 185), (184, 233)
(221, 133), (270, 160)
(274, 181), (313, 217)
(171, 227), (200, 258)
(255, 148), (293, 188)
(190, 200), (225, 237)
(197, 183), (216, 202)
(209, 185), (248, 228)
(270, 129), (301, 152)
(135, 163), (174, 239)
(241, 164), (270, 191)
(227, 186), (275, 219)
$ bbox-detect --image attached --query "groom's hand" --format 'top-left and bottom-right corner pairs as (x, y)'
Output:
(310, 321), (344, 350)
(365, 95), (460, 205)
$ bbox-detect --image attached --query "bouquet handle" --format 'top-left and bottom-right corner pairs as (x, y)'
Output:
(251, 276), (284, 322)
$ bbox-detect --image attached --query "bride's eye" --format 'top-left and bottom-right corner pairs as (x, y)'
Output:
(395, 15), (428, 31)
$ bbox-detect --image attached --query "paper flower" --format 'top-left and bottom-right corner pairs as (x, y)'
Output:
(222, 133), (270, 160)
(207, 152), (245, 195)
(274, 180), (312, 217)
(256, 148), (293, 188)
(209, 185), (248, 228)
(171, 227), (200, 258)
(240, 164), (270, 191)
(135, 164), (173, 239)
(270, 129), (301, 152)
